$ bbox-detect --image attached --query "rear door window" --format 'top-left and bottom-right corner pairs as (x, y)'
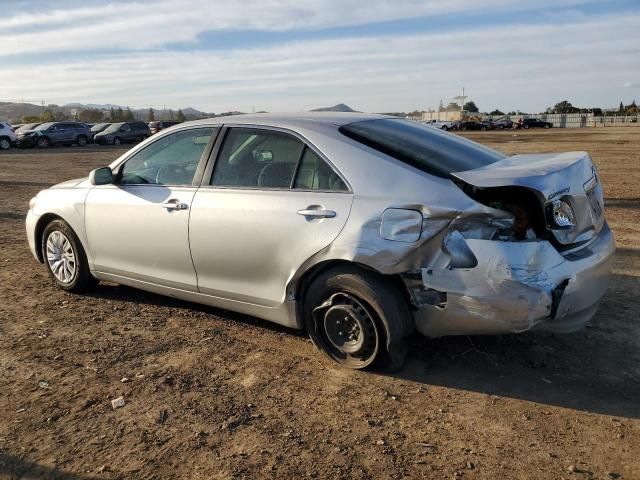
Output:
(211, 128), (304, 189)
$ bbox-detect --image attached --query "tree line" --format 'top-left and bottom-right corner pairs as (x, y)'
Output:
(21, 107), (187, 124)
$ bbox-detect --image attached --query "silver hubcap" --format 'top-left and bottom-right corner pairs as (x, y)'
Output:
(46, 231), (76, 283)
(0, 139), (9, 149)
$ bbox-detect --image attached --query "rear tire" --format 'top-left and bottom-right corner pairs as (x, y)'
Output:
(304, 266), (411, 371)
(77, 135), (88, 146)
(113, 137), (121, 145)
(42, 220), (97, 293)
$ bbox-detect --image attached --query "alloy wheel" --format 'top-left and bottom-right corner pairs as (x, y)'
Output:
(46, 231), (77, 284)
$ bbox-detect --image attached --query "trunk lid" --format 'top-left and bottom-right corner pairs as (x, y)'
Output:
(453, 151), (604, 247)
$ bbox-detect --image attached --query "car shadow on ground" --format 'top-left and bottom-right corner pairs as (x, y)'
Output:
(85, 283), (307, 338)
(86, 252), (640, 420)
(0, 453), (100, 480)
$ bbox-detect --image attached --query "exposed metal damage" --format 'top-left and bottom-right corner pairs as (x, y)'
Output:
(311, 150), (615, 338)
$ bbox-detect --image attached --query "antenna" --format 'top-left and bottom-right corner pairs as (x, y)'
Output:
(452, 87), (468, 111)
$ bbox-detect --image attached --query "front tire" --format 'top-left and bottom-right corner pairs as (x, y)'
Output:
(42, 220), (97, 293)
(0, 137), (10, 150)
(304, 266), (411, 370)
(77, 135), (88, 147)
(37, 136), (50, 148)
(113, 137), (121, 145)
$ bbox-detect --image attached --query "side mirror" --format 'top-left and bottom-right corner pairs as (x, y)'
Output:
(89, 167), (113, 185)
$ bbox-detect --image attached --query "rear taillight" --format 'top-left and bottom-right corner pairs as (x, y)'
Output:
(547, 198), (576, 229)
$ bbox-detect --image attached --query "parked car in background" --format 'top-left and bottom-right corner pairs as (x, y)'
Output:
(16, 122), (91, 148)
(0, 122), (17, 150)
(480, 120), (497, 130)
(422, 119), (453, 131)
(90, 123), (111, 141)
(523, 118), (553, 129)
(15, 122), (43, 134)
(454, 121), (489, 131)
(94, 121), (151, 145)
(492, 117), (514, 129)
(149, 120), (181, 135)
(11, 124), (24, 132)
(26, 114), (614, 370)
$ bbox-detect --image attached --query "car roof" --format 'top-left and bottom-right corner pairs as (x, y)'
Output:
(185, 112), (393, 131)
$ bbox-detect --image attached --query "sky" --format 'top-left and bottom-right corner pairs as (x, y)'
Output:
(1, 0), (639, 113)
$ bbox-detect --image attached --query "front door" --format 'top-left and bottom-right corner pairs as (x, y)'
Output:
(189, 127), (353, 307)
(84, 127), (217, 291)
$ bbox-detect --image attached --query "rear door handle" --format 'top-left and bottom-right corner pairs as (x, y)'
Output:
(161, 199), (188, 210)
(297, 208), (336, 218)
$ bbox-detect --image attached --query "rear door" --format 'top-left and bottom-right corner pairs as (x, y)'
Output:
(189, 126), (353, 307)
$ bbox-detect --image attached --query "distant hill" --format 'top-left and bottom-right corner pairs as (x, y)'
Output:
(0, 101), (213, 123)
(0, 102), (62, 122)
(311, 103), (357, 112)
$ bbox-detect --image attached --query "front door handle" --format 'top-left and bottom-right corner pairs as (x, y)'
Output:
(297, 208), (336, 218)
(161, 199), (188, 210)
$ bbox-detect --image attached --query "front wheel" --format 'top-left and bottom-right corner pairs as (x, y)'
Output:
(42, 220), (97, 293)
(304, 266), (411, 370)
(77, 135), (88, 147)
(113, 137), (121, 145)
(0, 138), (10, 150)
(37, 136), (50, 148)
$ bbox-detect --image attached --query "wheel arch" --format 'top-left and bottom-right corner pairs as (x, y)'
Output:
(290, 259), (413, 336)
(34, 213), (91, 265)
(34, 213), (65, 262)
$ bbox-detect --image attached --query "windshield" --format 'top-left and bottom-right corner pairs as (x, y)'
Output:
(339, 118), (505, 178)
(35, 122), (54, 131)
(103, 123), (124, 133)
(91, 123), (109, 132)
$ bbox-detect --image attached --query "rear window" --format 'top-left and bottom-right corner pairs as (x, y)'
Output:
(339, 118), (505, 178)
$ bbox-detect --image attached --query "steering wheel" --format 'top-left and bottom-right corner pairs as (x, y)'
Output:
(156, 164), (188, 185)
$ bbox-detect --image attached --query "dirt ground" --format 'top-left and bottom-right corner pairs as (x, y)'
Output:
(0, 128), (638, 480)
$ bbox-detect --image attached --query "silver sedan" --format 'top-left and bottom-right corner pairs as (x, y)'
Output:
(26, 113), (615, 370)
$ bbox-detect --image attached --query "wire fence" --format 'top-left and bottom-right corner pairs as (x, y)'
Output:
(484, 113), (640, 128)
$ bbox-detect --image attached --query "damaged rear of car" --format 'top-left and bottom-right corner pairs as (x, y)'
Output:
(334, 119), (614, 341)
(26, 113), (614, 372)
